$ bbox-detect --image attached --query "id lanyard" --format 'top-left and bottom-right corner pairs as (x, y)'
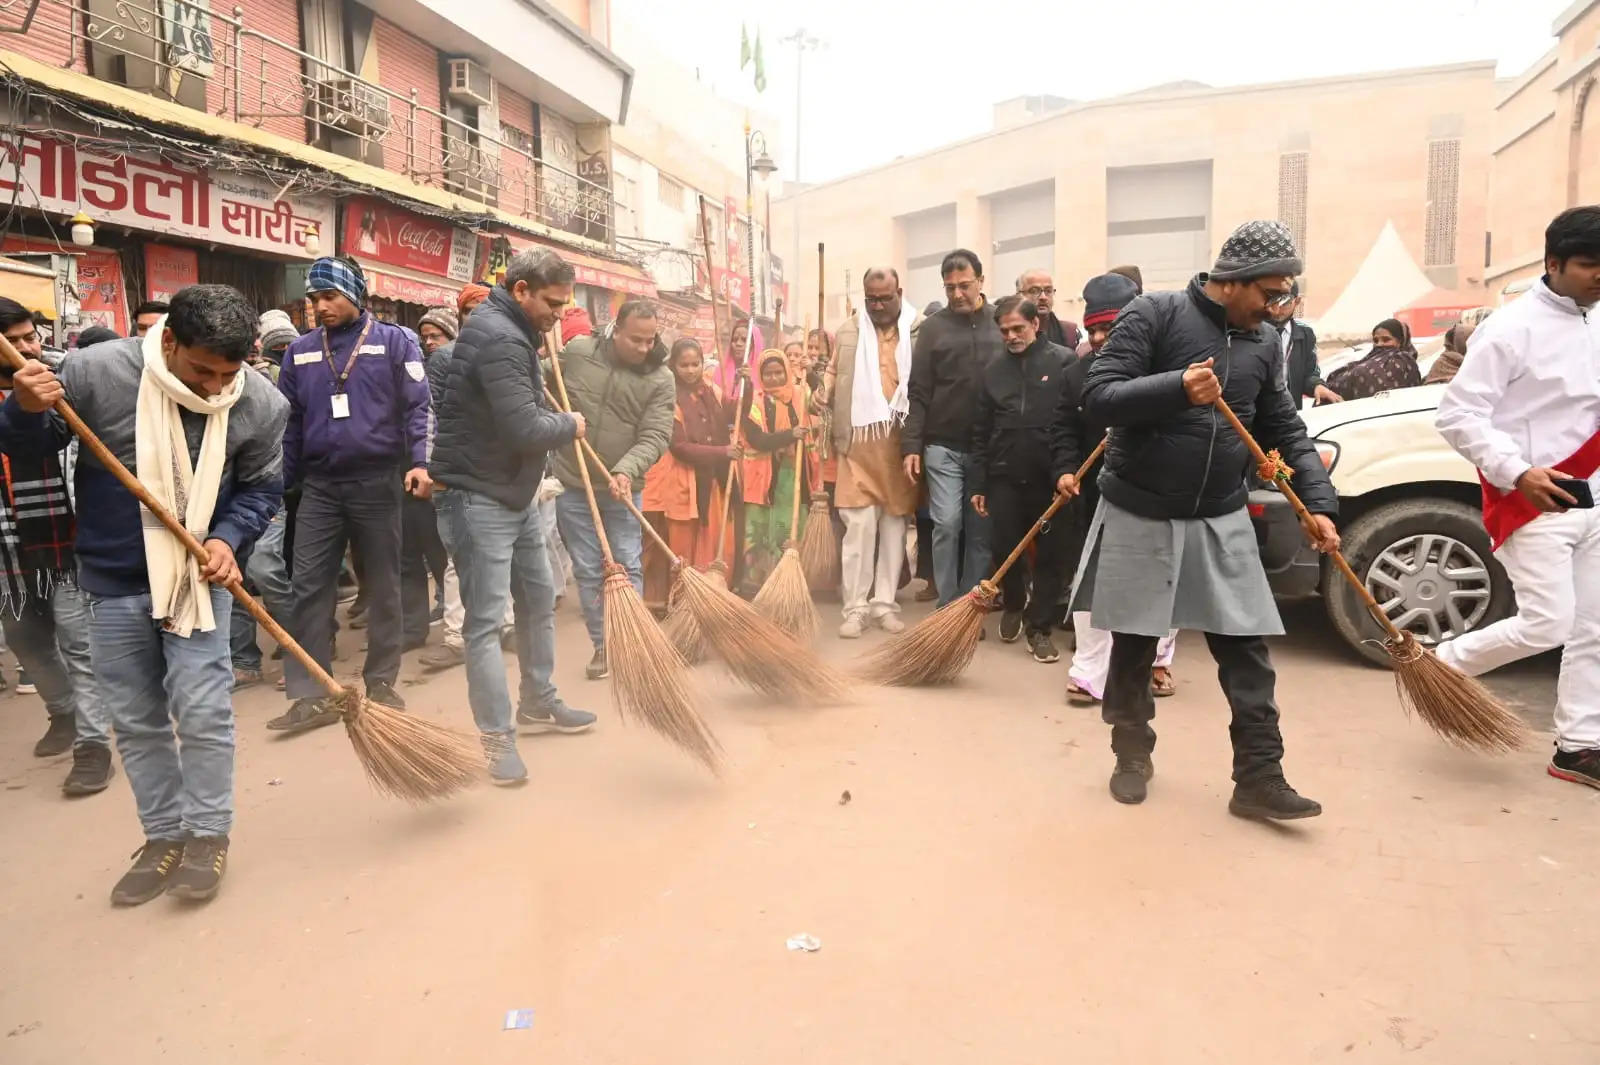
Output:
(322, 315), (375, 419)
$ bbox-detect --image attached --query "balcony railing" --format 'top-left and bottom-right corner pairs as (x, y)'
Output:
(0, 0), (614, 244)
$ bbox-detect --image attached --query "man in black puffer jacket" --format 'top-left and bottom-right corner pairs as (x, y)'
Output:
(432, 249), (592, 786)
(1076, 220), (1340, 821)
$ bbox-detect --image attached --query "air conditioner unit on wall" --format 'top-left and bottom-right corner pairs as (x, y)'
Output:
(447, 59), (492, 107)
(314, 78), (391, 140)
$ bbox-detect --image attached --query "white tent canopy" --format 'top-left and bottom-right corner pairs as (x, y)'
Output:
(1310, 221), (1435, 341)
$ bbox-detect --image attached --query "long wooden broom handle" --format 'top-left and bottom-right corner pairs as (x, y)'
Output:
(541, 388), (679, 563)
(545, 331), (615, 564)
(1211, 397), (1404, 642)
(986, 437), (1107, 586)
(0, 334), (345, 697)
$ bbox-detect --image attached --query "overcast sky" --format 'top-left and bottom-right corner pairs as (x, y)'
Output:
(614, 0), (1568, 185)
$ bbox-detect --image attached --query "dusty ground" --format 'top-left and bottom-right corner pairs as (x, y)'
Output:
(0, 594), (1595, 1064)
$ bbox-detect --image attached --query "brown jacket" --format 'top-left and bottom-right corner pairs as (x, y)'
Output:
(824, 311), (925, 457)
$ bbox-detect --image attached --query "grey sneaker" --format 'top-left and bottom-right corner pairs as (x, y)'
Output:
(110, 839), (185, 906)
(1229, 777), (1321, 820)
(366, 681), (406, 710)
(418, 642), (465, 672)
(585, 648), (609, 680)
(232, 667), (264, 691)
(1109, 755), (1154, 804)
(33, 714), (75, 757)
(166, 835), (229, 902)
(483, 734), (528, 787)
(1027, 630), (1060, 663)
(266, 697), (342, 734)
(517, 702), (597, 734)
(62, 743), (115, 796)
(998, 610), (1024, 643)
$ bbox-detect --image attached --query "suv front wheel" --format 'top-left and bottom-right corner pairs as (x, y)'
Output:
(1323, 498), (1514, 666)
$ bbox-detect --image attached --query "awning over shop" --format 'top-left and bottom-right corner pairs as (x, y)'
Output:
(490, 231), (656, 297)
(365, 266), (462, 308)
(0, 256), (57, 317)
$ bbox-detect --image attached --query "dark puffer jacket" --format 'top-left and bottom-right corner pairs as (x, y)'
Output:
(968, 336), (1072, 494)
(432, 286), (578, 510)
(902, 302), (1004, 456)
(1082, 275), (1335, 521)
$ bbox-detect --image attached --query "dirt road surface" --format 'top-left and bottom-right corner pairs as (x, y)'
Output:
(1, 597), (1595, 1063)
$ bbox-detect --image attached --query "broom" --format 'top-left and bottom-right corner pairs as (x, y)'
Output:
(545, 343), (721, 773)
(0, 335), (481, 802)
(799, 240), (841, 594)
(1213, 397), (1527, 753)
(544, 390), (846, 704)
(750, 381), (819, 643)
(858, 439), (1107, 687)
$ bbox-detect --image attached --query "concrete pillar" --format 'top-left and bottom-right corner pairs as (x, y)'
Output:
(954, 191), (991, 267)
(1053, 162), (1106, 320)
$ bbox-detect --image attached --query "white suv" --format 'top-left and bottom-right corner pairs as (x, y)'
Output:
(1251, 379), (1514, 665)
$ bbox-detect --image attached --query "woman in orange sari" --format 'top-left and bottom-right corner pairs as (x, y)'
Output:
(738, 350), (815, 596)
(640, 339), (737, 608)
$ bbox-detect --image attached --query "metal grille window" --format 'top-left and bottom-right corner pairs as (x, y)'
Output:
(1425, 139), (1461, 267)
(1277, 152), (1308, 258)
(658, 173), (687, 211)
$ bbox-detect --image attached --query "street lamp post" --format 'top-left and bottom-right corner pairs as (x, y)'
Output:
(744, 125), (778, 320)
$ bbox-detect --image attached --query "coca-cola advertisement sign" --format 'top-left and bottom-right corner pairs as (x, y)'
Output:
(340, 196), (474, 282)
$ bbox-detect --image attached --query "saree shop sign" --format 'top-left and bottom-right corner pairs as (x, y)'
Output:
(0, 135), (334, 258)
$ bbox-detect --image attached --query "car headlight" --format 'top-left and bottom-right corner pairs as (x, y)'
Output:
(1314, 440), (1339, 472)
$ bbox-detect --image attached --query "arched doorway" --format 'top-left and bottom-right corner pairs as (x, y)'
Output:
(1569, 76), (1600, 206)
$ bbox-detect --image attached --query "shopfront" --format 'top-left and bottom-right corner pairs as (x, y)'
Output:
(481, 231), (656, 330)
(340, 196), (476, 327)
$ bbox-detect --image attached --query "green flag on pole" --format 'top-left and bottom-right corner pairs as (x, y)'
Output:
(753, 30), (767, 92)
(740, 24), (751, 69)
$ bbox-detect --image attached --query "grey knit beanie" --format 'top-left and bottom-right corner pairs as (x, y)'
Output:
(1210, 220), (1303, 281)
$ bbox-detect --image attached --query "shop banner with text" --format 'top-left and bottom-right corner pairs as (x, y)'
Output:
(143, 244), (199, 302)
(341, 196), (475, 283)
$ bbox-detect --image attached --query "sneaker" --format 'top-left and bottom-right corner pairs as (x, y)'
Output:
(232, 667), (264, 691)
(418, 642), (466, 672)
(166, 835), (229, 901)
(914, 581), (938, 602)
(33, 714), (75, 757)
(998, 610), (1024, 643)
(483, 734), (528, 786)
(1548, 747), (1600, 790)
(62, 743), (115, 796)
(517, 701), (597, 735)
(876, 613), (906, 634)
(16, 669), (37, 694)
(838, 615), (865, 639)
(1109, 755), (1154, 804)
(1027, 630), (1060, 663)
(585, 648), (609, 680)
(366, 681), (406, 710)
(110, 839), (186, 906)
(266, 697), (342, 734)
(1228, 777), (1322, 821)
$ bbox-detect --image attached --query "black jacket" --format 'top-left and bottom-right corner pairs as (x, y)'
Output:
(902, 302), (1004, 456)
(1050, 349), (1108, 512)
(1082, 275), (1336, 521)
(432, 286), (578, 510)
(969, 336), (1071, 494)
(1279, 319), (1324, 399)
(1039, 311), (1082, 352)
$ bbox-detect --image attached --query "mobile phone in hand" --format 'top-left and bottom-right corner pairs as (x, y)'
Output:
(1553, 478), (1595, 509)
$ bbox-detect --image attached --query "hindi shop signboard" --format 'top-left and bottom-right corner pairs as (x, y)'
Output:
(143, 244), (200, 302)
(341, 197), (475, 283)
(0, 136), (334, 259)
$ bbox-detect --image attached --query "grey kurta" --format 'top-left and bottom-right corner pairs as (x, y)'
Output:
(1069, 498), (1283, 637)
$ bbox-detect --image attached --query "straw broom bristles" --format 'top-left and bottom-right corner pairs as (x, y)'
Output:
(603, 566), (723, 773)
(798, 499), (840, 593)
(1215, 398), (1526, 754)
(675, 564), (850, 702)
(752, 546), (819, 642)
(660, 564), (708, 664)
(338, 690), (483, 802)
(855, 584), (994, 686)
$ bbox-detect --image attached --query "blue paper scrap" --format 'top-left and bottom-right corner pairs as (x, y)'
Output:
(503, 1009), (535, 1031)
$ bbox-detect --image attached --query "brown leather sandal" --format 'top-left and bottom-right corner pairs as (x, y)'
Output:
(1151, 666), (1176, 698)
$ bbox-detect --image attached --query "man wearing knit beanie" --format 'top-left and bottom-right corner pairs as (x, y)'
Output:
(417, 307), (458, 355)
(1068, 220), (1339, 821)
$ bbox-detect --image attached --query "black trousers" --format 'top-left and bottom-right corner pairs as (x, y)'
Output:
(284, 474), (404, 699)
(1103, 631), (1285, 783)
(987, 477), (1069, 634)
(400, 494), (448, 645)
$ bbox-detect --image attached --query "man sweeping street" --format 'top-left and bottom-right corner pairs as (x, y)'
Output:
(549, 301), (674, 680)
(825, 267), (922, 637)
(271, 257), (431, 733)
(1076, 220), (1339, 819)
(1434, 206), (1600, 789)
(0, 284), (287, 903)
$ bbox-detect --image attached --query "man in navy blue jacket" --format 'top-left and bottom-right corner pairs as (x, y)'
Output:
(271, 257), (431, 733)
(0, 283), (287, 904)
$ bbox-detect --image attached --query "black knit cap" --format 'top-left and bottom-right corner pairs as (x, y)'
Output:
(1082, 273), (1140, 327)
(1211, 220), (1303, 281)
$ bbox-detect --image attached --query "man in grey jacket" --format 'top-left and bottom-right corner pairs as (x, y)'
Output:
(548, 302), (674, 680)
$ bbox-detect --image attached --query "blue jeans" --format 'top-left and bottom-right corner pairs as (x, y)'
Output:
(0, 583), (109, 747)
(924, 444), (991, 606)
(89, 586), (235, 839)
(555, 488), (643, 651)
(439, 489), (564, 736)
(230, 513), (291, 672)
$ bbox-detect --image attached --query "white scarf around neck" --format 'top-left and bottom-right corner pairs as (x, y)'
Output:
(135, 319), (245, 637)
(849, 302), (916, 438)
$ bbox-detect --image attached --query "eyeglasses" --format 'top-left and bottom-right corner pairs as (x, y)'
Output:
(1255, 283), (1296, 308)
(1022, 286), (1055, 298)
(863, 293), (897, 306)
